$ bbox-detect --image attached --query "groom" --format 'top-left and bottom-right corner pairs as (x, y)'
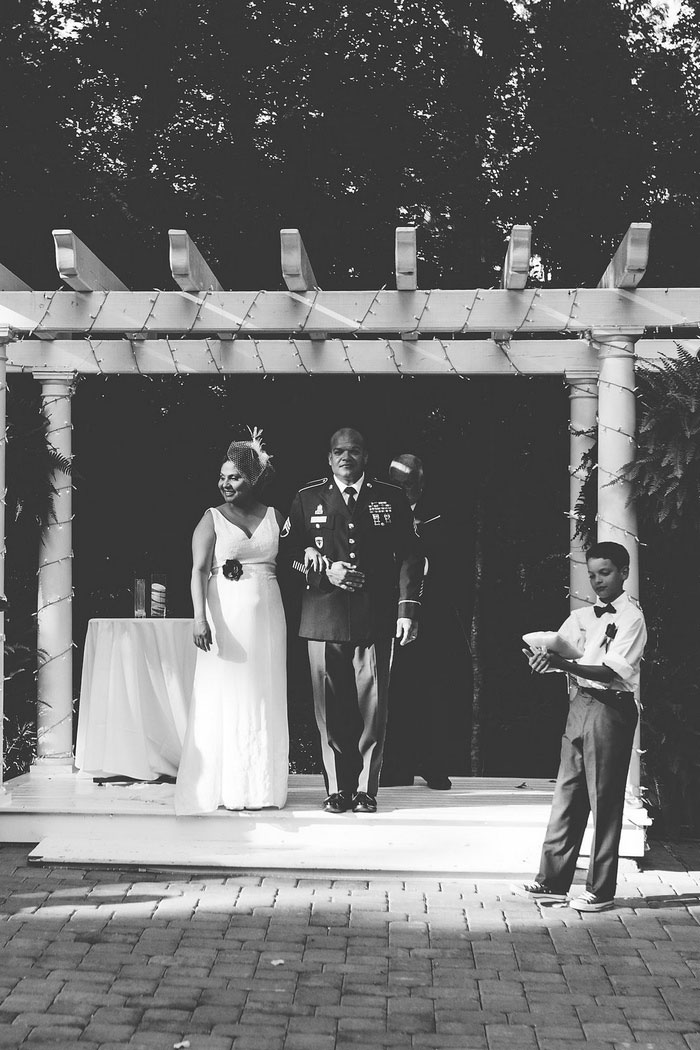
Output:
(281, 427), (424, 814)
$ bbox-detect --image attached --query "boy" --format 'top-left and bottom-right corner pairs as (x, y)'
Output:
(521, 541), (647, 912)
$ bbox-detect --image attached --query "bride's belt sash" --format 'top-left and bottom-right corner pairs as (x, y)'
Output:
(210, 564), (277, 581)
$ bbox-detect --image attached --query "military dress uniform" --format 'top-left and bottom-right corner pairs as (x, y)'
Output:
(281, 475), (423, 800)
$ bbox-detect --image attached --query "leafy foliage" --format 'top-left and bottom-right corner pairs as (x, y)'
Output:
(624, 351), (700, 836)
(626, 348), (700, 528)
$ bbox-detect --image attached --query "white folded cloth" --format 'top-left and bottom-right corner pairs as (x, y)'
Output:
(522, 631), (582, 660)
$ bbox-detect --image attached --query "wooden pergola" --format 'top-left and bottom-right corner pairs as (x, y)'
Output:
(0, 220), (698, 815)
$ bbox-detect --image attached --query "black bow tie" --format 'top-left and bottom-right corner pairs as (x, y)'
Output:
(594, 603), (617, 618)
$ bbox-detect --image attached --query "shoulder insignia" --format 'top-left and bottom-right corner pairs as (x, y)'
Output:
(374, 479), (402, 491)
(280, 517), (291, 538)
(300, 477), (328, 491)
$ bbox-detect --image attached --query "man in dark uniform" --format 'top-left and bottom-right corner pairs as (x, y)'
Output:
(281, 427), (424, 814)
(381, 454), (471, 790)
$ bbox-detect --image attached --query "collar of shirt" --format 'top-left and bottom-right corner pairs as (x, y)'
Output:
(333, 473), (364, 499)
(594, 592), (628, 614)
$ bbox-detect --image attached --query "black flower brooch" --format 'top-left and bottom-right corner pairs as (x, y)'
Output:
(222, 558), (244, 581)
(601, 622), (618, 653)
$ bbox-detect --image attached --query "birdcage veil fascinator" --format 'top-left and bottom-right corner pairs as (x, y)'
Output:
(225, 427), (273, 486)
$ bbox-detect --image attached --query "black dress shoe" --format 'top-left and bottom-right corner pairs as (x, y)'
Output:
(352, 791), (377, 813)
(322, 791), (352, 814)
(421, 774), (452, 790)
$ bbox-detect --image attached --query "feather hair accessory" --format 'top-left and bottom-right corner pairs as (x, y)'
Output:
(226, 426), (273, 485)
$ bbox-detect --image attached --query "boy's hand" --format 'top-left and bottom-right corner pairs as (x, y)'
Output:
(522, 646), (553, 674)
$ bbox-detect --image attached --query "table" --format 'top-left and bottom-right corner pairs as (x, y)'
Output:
(75, 618), (197, 781)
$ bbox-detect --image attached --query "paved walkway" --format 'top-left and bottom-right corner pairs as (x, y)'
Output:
(0, 841), (699, 1050)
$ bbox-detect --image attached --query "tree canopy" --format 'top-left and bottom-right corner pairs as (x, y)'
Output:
(2, 0), (700, 289)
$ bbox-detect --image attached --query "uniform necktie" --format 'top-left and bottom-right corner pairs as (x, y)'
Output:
(344, 486), (356, 512)
(594, 603), (616, 618)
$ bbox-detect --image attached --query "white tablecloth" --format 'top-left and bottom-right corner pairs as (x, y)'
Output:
(75, 618), (196, 781)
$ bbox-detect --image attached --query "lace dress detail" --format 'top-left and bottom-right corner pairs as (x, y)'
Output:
(174, 506), (288, 813)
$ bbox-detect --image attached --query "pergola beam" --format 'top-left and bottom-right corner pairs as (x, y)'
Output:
(0, 287), (698, 336)
(168, 230), (223, 292)
(7, 337), (692, 377)
(598, 223), (651, 290)
(53, 230), (128, 292)
(280, 229), (319, 292)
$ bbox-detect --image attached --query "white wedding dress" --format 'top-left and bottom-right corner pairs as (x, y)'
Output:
(174, 506), (289, 814)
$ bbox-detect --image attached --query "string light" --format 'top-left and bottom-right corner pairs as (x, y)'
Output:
(459, 290), (480, 334)
(205, 338), (223, 376)
(385, 339), (403, 378)
(354, 285), (387, 334)
(339, 338), (360, 381)
(289, 337), (311, 375)
(496, 337), (524, 376)
(440, 338), (467, 380)
(28, 290), (58, 339)
(252, 339), (267, 377)
(86, 292), (108, 337)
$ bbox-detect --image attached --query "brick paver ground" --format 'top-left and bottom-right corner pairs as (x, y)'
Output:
(0, 840), (699, 1049)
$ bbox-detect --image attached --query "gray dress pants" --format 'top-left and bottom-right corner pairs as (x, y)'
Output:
(536, 685), (638, 900)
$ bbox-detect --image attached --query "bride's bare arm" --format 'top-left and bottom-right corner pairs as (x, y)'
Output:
(191, 511), (216, 651)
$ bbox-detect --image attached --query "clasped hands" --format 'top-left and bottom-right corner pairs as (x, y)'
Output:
(522, 646), (564, 674)
(305, 548), (364, 591)
(304, 548), (417, 646)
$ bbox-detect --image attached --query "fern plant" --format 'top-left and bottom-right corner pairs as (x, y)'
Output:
(627, 347), (700, 530)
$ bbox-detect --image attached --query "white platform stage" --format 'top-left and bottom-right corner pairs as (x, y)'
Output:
(0, 772), (650, 875)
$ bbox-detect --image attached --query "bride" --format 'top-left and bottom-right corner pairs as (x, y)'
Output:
(175, 430), (290, 814)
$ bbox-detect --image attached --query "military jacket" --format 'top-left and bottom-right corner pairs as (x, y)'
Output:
(281, 476), (424, 643)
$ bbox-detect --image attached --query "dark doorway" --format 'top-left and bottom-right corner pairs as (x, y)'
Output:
(69, 373), (570, 778)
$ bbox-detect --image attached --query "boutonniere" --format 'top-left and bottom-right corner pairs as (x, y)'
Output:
(601, 622), (617, 652)
(222, 558), (243, 581)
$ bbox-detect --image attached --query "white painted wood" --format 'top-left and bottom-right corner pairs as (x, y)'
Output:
(492, 226), (532, 341)
(168, 230), (222, 292)
(0, 263), (30, 291)
(52, 230), (128, 292)
(1, 286), (697, 335)
(0, 774), (646, 867)
(598, 223), (651, 290)
(0, 333), (8, 797)
(32, 373), (74, 771)
(280, 229), (319, 292)
(395, 227), (417, 290)
(594, 331), (643, 805)
(566, 371), (598, 610)
(501, 225), (531, 290)
(6, 337), (689, 377)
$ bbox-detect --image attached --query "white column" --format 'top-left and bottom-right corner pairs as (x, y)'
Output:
(32, 372), (75, 773)
(566, 371), (598, 612)
(592, 330), (644, 805)
(0, 333), (9, 799)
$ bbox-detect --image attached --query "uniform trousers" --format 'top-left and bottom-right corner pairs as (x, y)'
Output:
(537, 685), (638, 901)
(308, 639), (392, 797)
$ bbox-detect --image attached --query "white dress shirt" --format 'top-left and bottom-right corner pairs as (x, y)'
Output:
(557, 590), (647, 694)
(333, 474), (364, 505)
